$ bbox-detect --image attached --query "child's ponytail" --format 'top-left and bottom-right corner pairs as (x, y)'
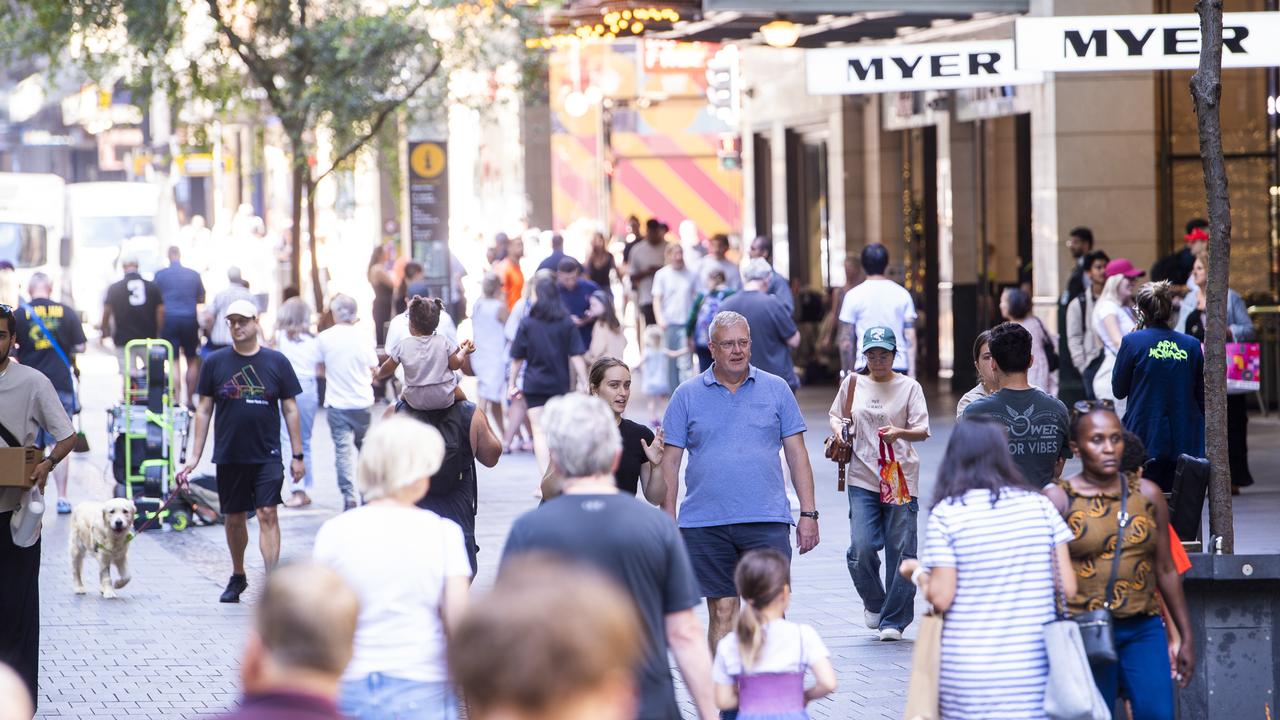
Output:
(732, 549), (790, 671)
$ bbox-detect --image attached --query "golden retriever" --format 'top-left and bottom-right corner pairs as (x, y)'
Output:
(69, 498), (135, 598)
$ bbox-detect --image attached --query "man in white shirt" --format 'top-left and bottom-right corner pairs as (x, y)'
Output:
(838, 243), (918, 376)
(696, 233), (742, 293)
(316, 294), (379, 511)
(652, 243), (697, 388)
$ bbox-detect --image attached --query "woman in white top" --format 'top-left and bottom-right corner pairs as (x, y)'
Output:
(827, 325), (930, 642)
(1091, 261), (1141, 417)
(469, 272), (509, 438)
(272, 297), (320, 508)
(314, 416), (472, 720)
(901, 417), (1076, 720)
(1000, 287), (1056, 395)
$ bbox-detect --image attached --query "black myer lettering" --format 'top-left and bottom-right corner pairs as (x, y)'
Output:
(1116, 28), (1155, 55)
(1164, 27), (1197, 54)
(848, 57), (883, 81)
(969, 52), (1000, 75)
(1222, 25), (1249, 53)
(890, 55), (924, 78)
(1065, 29), (1106, 57)
(931, 53), (961, 77)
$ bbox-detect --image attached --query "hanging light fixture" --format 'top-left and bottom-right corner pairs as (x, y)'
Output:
(760, 18), (800, 48)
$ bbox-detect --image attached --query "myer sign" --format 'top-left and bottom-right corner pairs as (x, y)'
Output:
(806, 40), (1043, 95)
(1016, 12), (1280, 72)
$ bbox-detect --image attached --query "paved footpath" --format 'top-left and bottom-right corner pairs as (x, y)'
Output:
(34, 353), (1280, 718)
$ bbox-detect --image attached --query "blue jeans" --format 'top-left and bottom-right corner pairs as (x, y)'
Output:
(846, 487), (918, 631)
(282, 389), (318, 492)
(1092, 615), (1175, 720)
(36, 390), (77, 448)
(328, 406), (370, 503)
(339, 674), (458, 720)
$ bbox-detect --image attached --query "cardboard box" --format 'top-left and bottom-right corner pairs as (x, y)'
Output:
(0, 447), (39, 488)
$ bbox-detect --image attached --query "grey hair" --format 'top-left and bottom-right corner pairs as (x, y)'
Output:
(543, 394), (622, 479)
(276, 297), (313, 337)
(330, 294), (358, 324)
(742, 257), (773, 283)
(709, 311), (750, 343)
(357, 416), (446, 501)
(27, 272), (52, 294)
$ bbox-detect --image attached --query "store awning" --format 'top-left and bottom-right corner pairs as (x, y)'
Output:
(703, 0), (1027, 10)
(654, 11), (976, 47)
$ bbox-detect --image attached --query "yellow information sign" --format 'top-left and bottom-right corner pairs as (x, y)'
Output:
(409, 142), (446, 179)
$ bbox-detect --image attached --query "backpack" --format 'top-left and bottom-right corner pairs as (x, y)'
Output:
(694, 290), (733, 347)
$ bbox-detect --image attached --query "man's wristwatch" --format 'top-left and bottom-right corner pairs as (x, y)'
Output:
(800, 510), (819, 519)
(292, 453), (305, 461)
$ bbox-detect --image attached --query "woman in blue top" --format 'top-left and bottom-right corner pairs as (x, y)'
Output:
(1111, 281), (1204, 491)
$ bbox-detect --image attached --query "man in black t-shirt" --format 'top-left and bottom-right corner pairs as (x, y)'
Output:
(14, 272), (87, 514)
(178, 299), (305, 603)
(101, 254), (164, 369)
(501, 394), (717, 720)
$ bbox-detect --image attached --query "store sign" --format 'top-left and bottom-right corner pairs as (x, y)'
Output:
(406, 140), (451, 292)
(1015, 12), (1280, 72)
(806, 41), (1043, 95)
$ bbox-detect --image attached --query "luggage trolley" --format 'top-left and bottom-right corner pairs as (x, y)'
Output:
(108, 339), (195, 531)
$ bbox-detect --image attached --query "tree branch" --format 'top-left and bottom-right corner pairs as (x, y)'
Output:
(310, 57), (442, 186)
(204, 0), (288, 117)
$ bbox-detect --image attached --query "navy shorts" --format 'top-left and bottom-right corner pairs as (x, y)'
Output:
(524, 392), (554, 409)
(680, 522), (792, 599)
(162, 317), (201, 360)
(216, 463), (284, 514)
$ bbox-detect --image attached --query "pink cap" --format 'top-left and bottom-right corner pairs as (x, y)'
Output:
(1105, 258), (1145, 279)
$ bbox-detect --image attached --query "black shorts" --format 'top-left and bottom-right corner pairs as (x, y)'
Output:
(216, 463), (285, 514)
(162, 318), (201, 360)
(680, 522), (791, 599)
(639, 303), (657, 326)
(524, 392), (554, 409)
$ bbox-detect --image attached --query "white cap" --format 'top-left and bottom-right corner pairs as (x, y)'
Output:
(225, 299), (259, 319)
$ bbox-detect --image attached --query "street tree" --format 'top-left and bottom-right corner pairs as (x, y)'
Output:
(5, 0), (542, 309)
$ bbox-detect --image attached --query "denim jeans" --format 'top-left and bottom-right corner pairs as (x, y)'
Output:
(339, 674), (458, 720)
(846, 487), (918, 631)
(328, 406), (371, 503)
(1092, 614), (1175, 720)
(282, 389), (318, 492)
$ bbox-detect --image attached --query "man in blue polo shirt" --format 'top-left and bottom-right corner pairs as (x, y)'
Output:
(660, 310), (819, 652)
(153, 246), (206, 406)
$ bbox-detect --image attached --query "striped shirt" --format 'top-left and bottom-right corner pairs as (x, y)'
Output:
(923, 488), (1073, 720)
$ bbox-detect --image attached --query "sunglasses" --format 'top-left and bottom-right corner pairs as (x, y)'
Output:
(0, 304), (12, 316)
(1072, 399), (1115, 416)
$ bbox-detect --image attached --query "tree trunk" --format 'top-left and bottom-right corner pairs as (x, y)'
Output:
(1191, 0), (1234, 553)
(307, 177), (323, 312)
(285, 130), (307, 296)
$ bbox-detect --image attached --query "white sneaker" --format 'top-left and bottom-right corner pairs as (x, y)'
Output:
(879, 628), (903, 642)
(864, 610), (881, 629)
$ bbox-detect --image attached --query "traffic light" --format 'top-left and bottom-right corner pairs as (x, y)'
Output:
(705, 45), (740, 126)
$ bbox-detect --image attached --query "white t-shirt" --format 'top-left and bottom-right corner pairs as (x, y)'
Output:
(274, 332), (320, 395)
(1092, 298), (1135, 355)
(713, 619), (829, 682)
(629, 240), (668, 305)
(385, 310), (458, 385)
(838, 278), (917, 372)
(651, 266), (697, 326)
(313, 504), (472, 683)
(316, 323), (378, 410)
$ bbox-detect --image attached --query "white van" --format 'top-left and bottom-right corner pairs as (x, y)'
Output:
(0, 172), (66, 301)
(66, 181), (178, 325)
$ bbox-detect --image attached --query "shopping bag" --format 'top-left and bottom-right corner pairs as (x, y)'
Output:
(1044, 619), (1111, 720)
(1225, 342), (1261, 392)
(903, 613), (942, 720)
(878, 438), (911, 505)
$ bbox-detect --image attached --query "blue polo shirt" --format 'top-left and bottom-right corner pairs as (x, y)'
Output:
(662, 364), (806, 528)
(153, 261), (206, 319)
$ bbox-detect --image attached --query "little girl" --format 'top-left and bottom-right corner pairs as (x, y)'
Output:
(640, 324), (685, 426)
(377, 296), (475, 412)
(713, 549), (837, 720)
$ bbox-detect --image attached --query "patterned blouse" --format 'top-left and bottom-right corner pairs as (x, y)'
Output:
(1055, 474), (1161, 619)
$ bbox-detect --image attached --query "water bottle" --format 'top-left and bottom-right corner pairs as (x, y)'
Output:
(10, 485), (45, 548)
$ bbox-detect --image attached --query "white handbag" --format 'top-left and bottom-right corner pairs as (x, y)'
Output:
(1042, 511), (1111, 720)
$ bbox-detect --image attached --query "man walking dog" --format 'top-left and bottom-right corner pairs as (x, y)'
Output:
(178, 299), (305, 603)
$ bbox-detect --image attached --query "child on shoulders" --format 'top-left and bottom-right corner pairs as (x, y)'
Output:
(377, 296), (474, 412)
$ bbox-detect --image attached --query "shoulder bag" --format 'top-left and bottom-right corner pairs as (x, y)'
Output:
(1075, 476), (1128, 666)
(823, 374), (855, 491)
(1043, 505), (1112, 720)
(1035, 316), (1061, 373)
(903, 610), (942, 720)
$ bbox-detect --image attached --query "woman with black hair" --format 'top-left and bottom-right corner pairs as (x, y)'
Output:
(1000, 287), (1056, 395)
(900, 417), (1075, 720)
(584, 290), (626, 366)
(1045, 404), (1195, 720)
(955, 330), (996, 418)
(1111, 280), (1204, 491)
(509, 276), (587, 475)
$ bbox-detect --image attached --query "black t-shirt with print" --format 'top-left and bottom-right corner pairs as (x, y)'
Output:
(104, 272), (164, 345)
(14, 299), (86, 394)
(616, 418), (655, 496)
(963, 387), (1070, 488)
(197, 347), (302, 464)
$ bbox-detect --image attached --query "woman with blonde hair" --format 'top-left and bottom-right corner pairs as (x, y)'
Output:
(1091, 260), (1142, 416)
(273, 297), (320, 507)
(314, 416), (472, 719)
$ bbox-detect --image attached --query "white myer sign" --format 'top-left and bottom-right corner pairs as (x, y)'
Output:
(806, 40), (1044, 95)
(1015, 12), (1280, 72)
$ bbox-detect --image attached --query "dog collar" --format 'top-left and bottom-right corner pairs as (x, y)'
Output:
(95, 532), (136, 552)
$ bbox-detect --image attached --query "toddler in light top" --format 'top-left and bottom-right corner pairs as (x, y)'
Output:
(377, 296), (474, 411)
(713, 549), (837, 720)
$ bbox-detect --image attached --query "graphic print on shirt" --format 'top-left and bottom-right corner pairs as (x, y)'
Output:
(219, 365), (269, 404)
(1001, 404), (1063, 455)
(1148, 340), (1189, 361)
(24, 305), (66, 351)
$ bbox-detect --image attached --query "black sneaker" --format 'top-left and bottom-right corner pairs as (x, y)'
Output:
(220, 574), (248, 603)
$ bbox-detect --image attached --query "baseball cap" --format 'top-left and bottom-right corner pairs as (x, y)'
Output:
(862, 326), (897, 353)
(1104, 258), (1145, 280)
(1184, 227), (1209, 243)
(225, 299), (260, 319)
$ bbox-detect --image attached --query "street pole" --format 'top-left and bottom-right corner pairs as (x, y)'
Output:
(1191, 0), (1234, 553)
